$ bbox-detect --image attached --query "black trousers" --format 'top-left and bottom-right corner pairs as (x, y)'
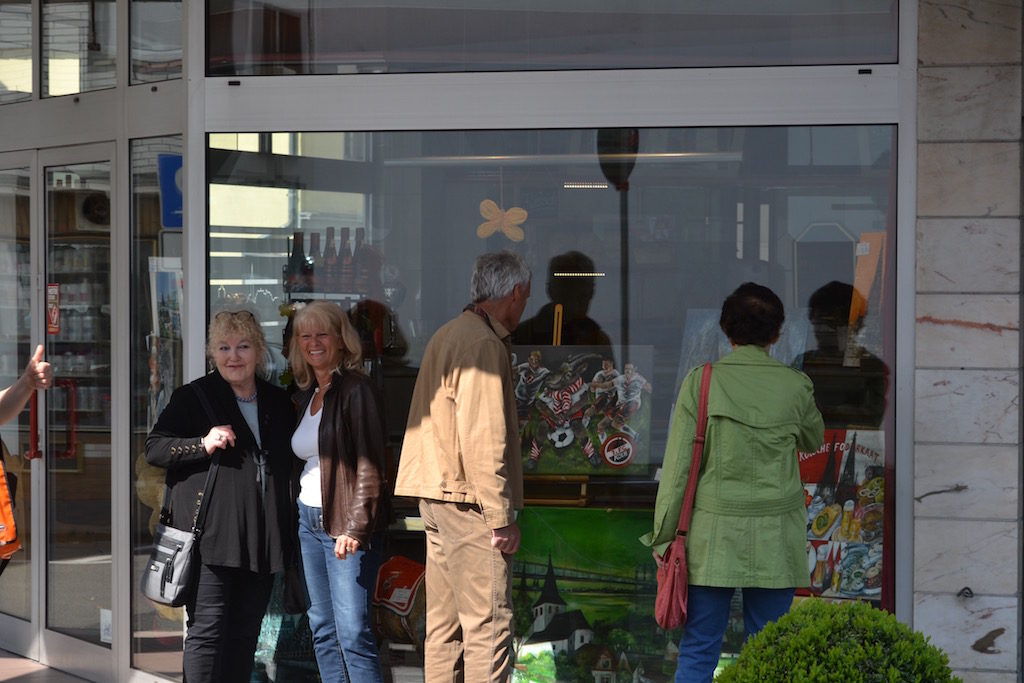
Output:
(183, 563), (274, 683)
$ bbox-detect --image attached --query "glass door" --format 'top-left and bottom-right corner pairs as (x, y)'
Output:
(0, 157), (35, 641)
(37, 144), (116, 681)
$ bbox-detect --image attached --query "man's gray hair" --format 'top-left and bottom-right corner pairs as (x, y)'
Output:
(470, 251), (531, 303)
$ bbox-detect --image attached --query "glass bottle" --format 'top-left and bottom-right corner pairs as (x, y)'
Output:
(323, 226), (339, 295)
(338, 227), (354, 292)
(283, 231), (309, 294)
(308, 231), (323, 293)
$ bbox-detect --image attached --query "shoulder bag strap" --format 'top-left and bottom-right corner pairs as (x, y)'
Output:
(676, 362), (712, 537)
(187, 382), (222, 537)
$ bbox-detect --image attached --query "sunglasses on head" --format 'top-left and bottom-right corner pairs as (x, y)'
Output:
(215, 310), (255, 322)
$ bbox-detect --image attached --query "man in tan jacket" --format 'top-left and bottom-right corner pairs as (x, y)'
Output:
(395, 251), (531, 683)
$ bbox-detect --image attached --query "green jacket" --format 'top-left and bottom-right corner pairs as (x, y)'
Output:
(640, 345), (824, 588)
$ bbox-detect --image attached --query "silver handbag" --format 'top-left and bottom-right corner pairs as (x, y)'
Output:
(141, 521), (200, 607)
(141, 383), (222, 607)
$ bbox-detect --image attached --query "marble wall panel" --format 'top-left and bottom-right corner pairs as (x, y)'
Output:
(915, 370), (1019, 444)
(917, 219), (1020, 293)
(915, 294), (1019, 368)
(918, 143), (1020, 217)
(919, 0), (1022, 66)
(914, 519), (1018, 594)
(918, 66), (1021, 141)
(914, 594), (1018, 673)
(914, 444), (1019, 520)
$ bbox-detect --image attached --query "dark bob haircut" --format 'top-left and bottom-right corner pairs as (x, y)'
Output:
(719, 282), (785, 347)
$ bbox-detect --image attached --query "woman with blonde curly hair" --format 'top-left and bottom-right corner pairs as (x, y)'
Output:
(288, 300), (389, 682)
(146, 308), (295, 683)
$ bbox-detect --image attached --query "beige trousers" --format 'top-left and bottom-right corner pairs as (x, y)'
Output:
(419, 499), (514, 683)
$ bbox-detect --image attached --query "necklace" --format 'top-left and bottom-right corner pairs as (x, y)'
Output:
(235, 388), (258, 403)
(314, 382), (331, 394)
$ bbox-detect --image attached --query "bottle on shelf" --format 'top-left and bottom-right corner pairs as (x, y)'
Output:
(283, 231), (310, 294)
(323, 226), (339, 295)
(353, 227), (367, 294)
(308, 231), (323, 293)
(338, 227), (354, 293)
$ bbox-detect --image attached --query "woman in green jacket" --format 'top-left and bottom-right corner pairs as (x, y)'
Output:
(641, 282), (824, 683)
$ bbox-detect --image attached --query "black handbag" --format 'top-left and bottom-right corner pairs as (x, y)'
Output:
(140, 383), (221, 607)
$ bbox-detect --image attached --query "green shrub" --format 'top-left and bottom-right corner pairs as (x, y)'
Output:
(716, 599), (961, 683)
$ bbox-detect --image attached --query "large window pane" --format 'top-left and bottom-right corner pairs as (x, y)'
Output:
(43, 0), (116, 96)
(208, 2), (898, 76)
(131, 0), (182, 83)
(0, 167), (32, 620)
(45, 161), (112, 646)
(129, 136), (184, 678)
(0, 0), (32, 104)
(209, 125), (896, 675)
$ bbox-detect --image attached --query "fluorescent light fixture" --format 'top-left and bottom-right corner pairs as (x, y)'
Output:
(209, 231), (273, 239)
(563, 181), (609, 189)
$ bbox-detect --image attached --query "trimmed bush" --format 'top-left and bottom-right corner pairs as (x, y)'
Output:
(716, 599), (961, 683)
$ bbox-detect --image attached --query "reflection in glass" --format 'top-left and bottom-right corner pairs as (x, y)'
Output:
(130, 0), (182, 83)
(129, 137), (184, 677)
(0, 167), (31, 620)
(43, 0), (117, 96)
(45, 161), (112, 646)
(0, 0), (32, 104)
(208, 2), (897, 76)
(207, 127), (898, 667)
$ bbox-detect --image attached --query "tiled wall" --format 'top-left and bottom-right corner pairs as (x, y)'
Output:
(916, 1), (1022, 681)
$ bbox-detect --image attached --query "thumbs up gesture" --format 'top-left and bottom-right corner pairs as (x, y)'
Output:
(24, 345), (53, 390)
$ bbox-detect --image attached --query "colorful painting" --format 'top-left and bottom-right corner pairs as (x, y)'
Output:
(800, 429), (885, 602)
(511, 346), (654, 476)
(513, 506), (673, 682)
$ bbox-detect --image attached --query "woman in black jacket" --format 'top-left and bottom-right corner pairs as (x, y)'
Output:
(289, 300), (389, 682)
(145, 309), (295, 683)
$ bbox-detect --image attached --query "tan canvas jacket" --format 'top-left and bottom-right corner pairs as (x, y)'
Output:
(395, 309), (524, 528)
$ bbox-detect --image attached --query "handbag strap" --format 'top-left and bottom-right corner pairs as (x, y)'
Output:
(158, 382), (222, 537)
(188, 382), (222, 537)
(676, 362), (712, 537)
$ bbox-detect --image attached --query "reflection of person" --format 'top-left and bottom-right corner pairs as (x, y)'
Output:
(512, 250), (611, 347)
(395, 251), (531, 682)
(145, 309), (296, 683)
(795, 280), (888, 428)
(0, 345), (52, 424)
(641, 283), (824, 683)
(288, 301), (389, 682)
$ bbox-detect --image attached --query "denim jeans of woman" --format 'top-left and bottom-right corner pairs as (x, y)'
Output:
(675, 585), (795, 683)
(297, 500), (384, 683)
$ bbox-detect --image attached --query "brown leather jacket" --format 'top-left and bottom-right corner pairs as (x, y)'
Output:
(292, 369), (389, 545)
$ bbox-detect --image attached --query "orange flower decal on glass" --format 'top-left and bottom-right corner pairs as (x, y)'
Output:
(477, 199), (527, 242)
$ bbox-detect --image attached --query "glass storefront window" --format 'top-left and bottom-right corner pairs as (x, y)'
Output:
(44, 160), (112, 646)
(42, 0), (116, 97)
(0, 0), (32, 104)
(207, 2), (898, 76)
(128, 136), (183, 678)
(209, 125), (896, 677)
(0, 167), (32, 621)
(130, 0), (182, 83)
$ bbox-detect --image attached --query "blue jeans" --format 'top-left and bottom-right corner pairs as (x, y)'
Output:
(675, 585), (795, 683)
(297, 501), (384, 683)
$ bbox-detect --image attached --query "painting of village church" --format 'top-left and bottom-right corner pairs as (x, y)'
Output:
(512, 506), (682, 682)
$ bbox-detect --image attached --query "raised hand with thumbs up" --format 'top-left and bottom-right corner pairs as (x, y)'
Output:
(0, 345), (53, 424)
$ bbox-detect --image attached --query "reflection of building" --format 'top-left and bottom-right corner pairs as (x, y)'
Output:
(519, 556), (594, 658)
